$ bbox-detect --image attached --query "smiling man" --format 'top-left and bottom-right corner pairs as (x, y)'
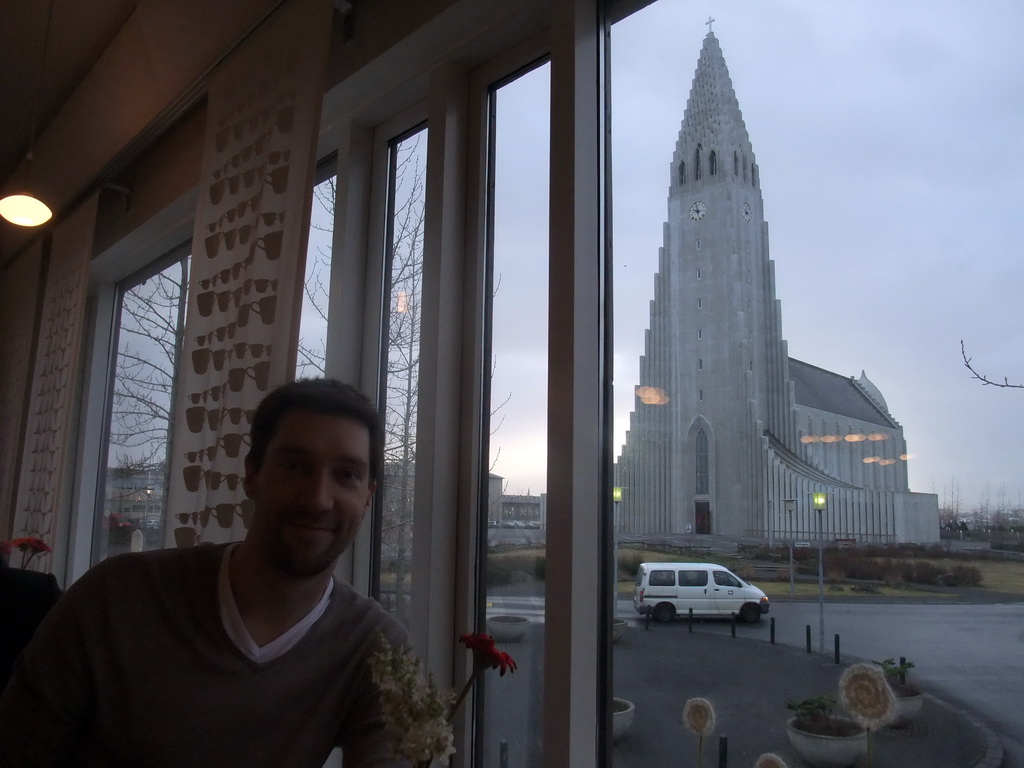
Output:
(0, 379), (411, 767)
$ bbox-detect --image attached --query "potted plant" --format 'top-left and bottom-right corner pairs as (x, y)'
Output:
(785, 694), (866, 768)
(611, 697), (635, 741)
(485, 614), (530, 643)
(611, 617), (628, 644)
(873, 658), (923, 725)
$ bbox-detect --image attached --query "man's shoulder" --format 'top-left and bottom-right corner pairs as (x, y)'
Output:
(326, 582), (409, 645)
(0, 567), (61, 603)
(77, 543), (229, 589)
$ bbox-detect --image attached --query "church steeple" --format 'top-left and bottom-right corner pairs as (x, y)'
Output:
(672, 32), (758, 194)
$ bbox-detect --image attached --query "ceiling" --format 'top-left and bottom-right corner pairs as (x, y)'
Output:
(0, 0), (137, 189)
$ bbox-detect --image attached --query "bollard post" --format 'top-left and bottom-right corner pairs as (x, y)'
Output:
(899, 655), (907, 685)
(500, 739), (508, 768)
(730, 613), (736, 638)
(834, 633), (840, 664)
(718, 734), (728, 768)
(770, 616), (775, 645)
(805, 624), (812, 653)
(688, 607), (694, 633)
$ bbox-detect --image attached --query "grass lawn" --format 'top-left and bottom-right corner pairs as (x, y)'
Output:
(614, 578), (952, 598)
(927, 558), (1024, 593)
(755, 581), (951, 598)
(491, 545), (1024, 597)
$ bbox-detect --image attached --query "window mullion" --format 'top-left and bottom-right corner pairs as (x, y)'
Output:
(545, 1), (608, 767)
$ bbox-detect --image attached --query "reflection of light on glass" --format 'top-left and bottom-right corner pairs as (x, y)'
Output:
(863, 456), (878, 463)
(867, 433), (887, 441)
(878, 458), (896, 466)
(844, 434), (866, 442)
(396, 291), (409, 313)
(800, 435), (818, 443)
(820, 435), (840, 443)
(636, 385), (669, 405)
(899, 453), (917, 461)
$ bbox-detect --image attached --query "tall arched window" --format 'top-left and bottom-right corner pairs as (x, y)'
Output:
(742, 153), (748, 181)
(751, 164), (758, 188)
(733, 151), (739, 176)
(678, 161), (686, 185)
(709, 150), (717, 176)
(694, 145), (702, 180)
(695, 428), (709, 495)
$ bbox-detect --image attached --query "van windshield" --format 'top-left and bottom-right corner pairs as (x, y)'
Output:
(713, 571), (742, 588)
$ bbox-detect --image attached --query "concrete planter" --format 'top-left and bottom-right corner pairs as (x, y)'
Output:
(612, 697), (635, 741)
(486, 614), (530, 643)
(893, 692), (923, 725)
(785, 717), (867, 768)
(612, 618), (628, 644)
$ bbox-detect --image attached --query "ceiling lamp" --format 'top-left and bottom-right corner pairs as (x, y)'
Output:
(0, 188), (52, 227)
(0, 1), (55, 227)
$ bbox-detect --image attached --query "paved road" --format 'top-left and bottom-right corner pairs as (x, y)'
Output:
(763, 600), (1024, 768)
(488, 593), (1023, 766)
(609, 597), (1024, 768)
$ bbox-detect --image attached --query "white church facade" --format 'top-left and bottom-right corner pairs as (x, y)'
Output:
(614, 31), (939, 545)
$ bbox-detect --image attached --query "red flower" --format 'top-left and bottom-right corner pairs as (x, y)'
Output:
(11, 537), (52, 554)
(459, 633), (517, 676)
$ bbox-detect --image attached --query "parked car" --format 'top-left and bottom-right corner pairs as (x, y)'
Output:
(633, 561), (769, 624)
(107, 513), (133, 544)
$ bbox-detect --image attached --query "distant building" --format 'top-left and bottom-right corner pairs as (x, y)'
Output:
(488, 473), (546, 528)
(105, 464), (165, 525)
(614, 31), (939, 544)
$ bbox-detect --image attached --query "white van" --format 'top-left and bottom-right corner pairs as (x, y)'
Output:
(633, 562), (769, 624)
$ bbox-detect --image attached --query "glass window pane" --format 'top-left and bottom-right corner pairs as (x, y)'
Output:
(98, 251), (190, 562)
(611, 3), (1024, 766)
(297, 175), (337, 378)
(481, 62), (549, 767)
(378, 129), (427, 623)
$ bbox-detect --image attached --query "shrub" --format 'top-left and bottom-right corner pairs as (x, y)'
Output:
(533, 555), (546, 581)
(825, 568), (847, 583)
(617, 551), (645, 581)
(950, 564), (983, 586)
(486, 560), (513, 586)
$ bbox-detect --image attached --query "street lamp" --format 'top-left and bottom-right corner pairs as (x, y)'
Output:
(612, 487), (624, 587)
(784, 499), (796, 595)
(812, 491), (828, 654)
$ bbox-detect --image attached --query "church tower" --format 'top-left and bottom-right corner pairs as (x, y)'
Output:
(618, 29), (786, 536)
(615, 30), (936, 542)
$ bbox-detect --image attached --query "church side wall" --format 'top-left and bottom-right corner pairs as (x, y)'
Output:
(793, 404), (909, 492)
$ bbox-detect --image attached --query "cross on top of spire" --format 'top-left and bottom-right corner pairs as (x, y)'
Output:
(705, 16), (715, 33)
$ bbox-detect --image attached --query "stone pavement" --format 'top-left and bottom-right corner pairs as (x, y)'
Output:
(611, 617), (1004, 768)
(479, 615), (1004, 768)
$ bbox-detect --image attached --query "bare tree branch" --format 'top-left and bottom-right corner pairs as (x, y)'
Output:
(961, 340), (1024, 389)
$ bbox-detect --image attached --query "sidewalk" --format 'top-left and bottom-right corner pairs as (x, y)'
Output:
(611, 619), (1004, 768)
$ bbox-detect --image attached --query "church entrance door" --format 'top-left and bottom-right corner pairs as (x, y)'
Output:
(694, 501), (711, 534)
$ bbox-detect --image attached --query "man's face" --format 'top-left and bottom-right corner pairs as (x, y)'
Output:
(242, 409), (376, 579)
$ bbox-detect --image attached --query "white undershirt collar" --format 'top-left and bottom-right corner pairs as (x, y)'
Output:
(218, 542), (334, 663)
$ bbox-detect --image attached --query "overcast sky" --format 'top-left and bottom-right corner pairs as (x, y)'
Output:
(483, 0), (1024, 513)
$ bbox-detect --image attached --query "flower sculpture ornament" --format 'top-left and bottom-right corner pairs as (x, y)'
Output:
(2, 537), (52, 569)
(839, 663), (896, 729)
(682, 697), (716, 768)
(753, 754), (788, 768)
(371, 631), (517, 767)
(839, 662), (896, 768)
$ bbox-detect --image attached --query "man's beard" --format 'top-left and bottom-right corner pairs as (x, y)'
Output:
(265, 519), (346, 579)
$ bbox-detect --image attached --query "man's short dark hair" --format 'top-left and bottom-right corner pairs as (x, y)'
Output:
(246, 379), (383, 481)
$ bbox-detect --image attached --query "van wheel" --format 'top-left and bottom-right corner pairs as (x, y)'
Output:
(653, 603), (675, 623)
(739, 604), (760, 624)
